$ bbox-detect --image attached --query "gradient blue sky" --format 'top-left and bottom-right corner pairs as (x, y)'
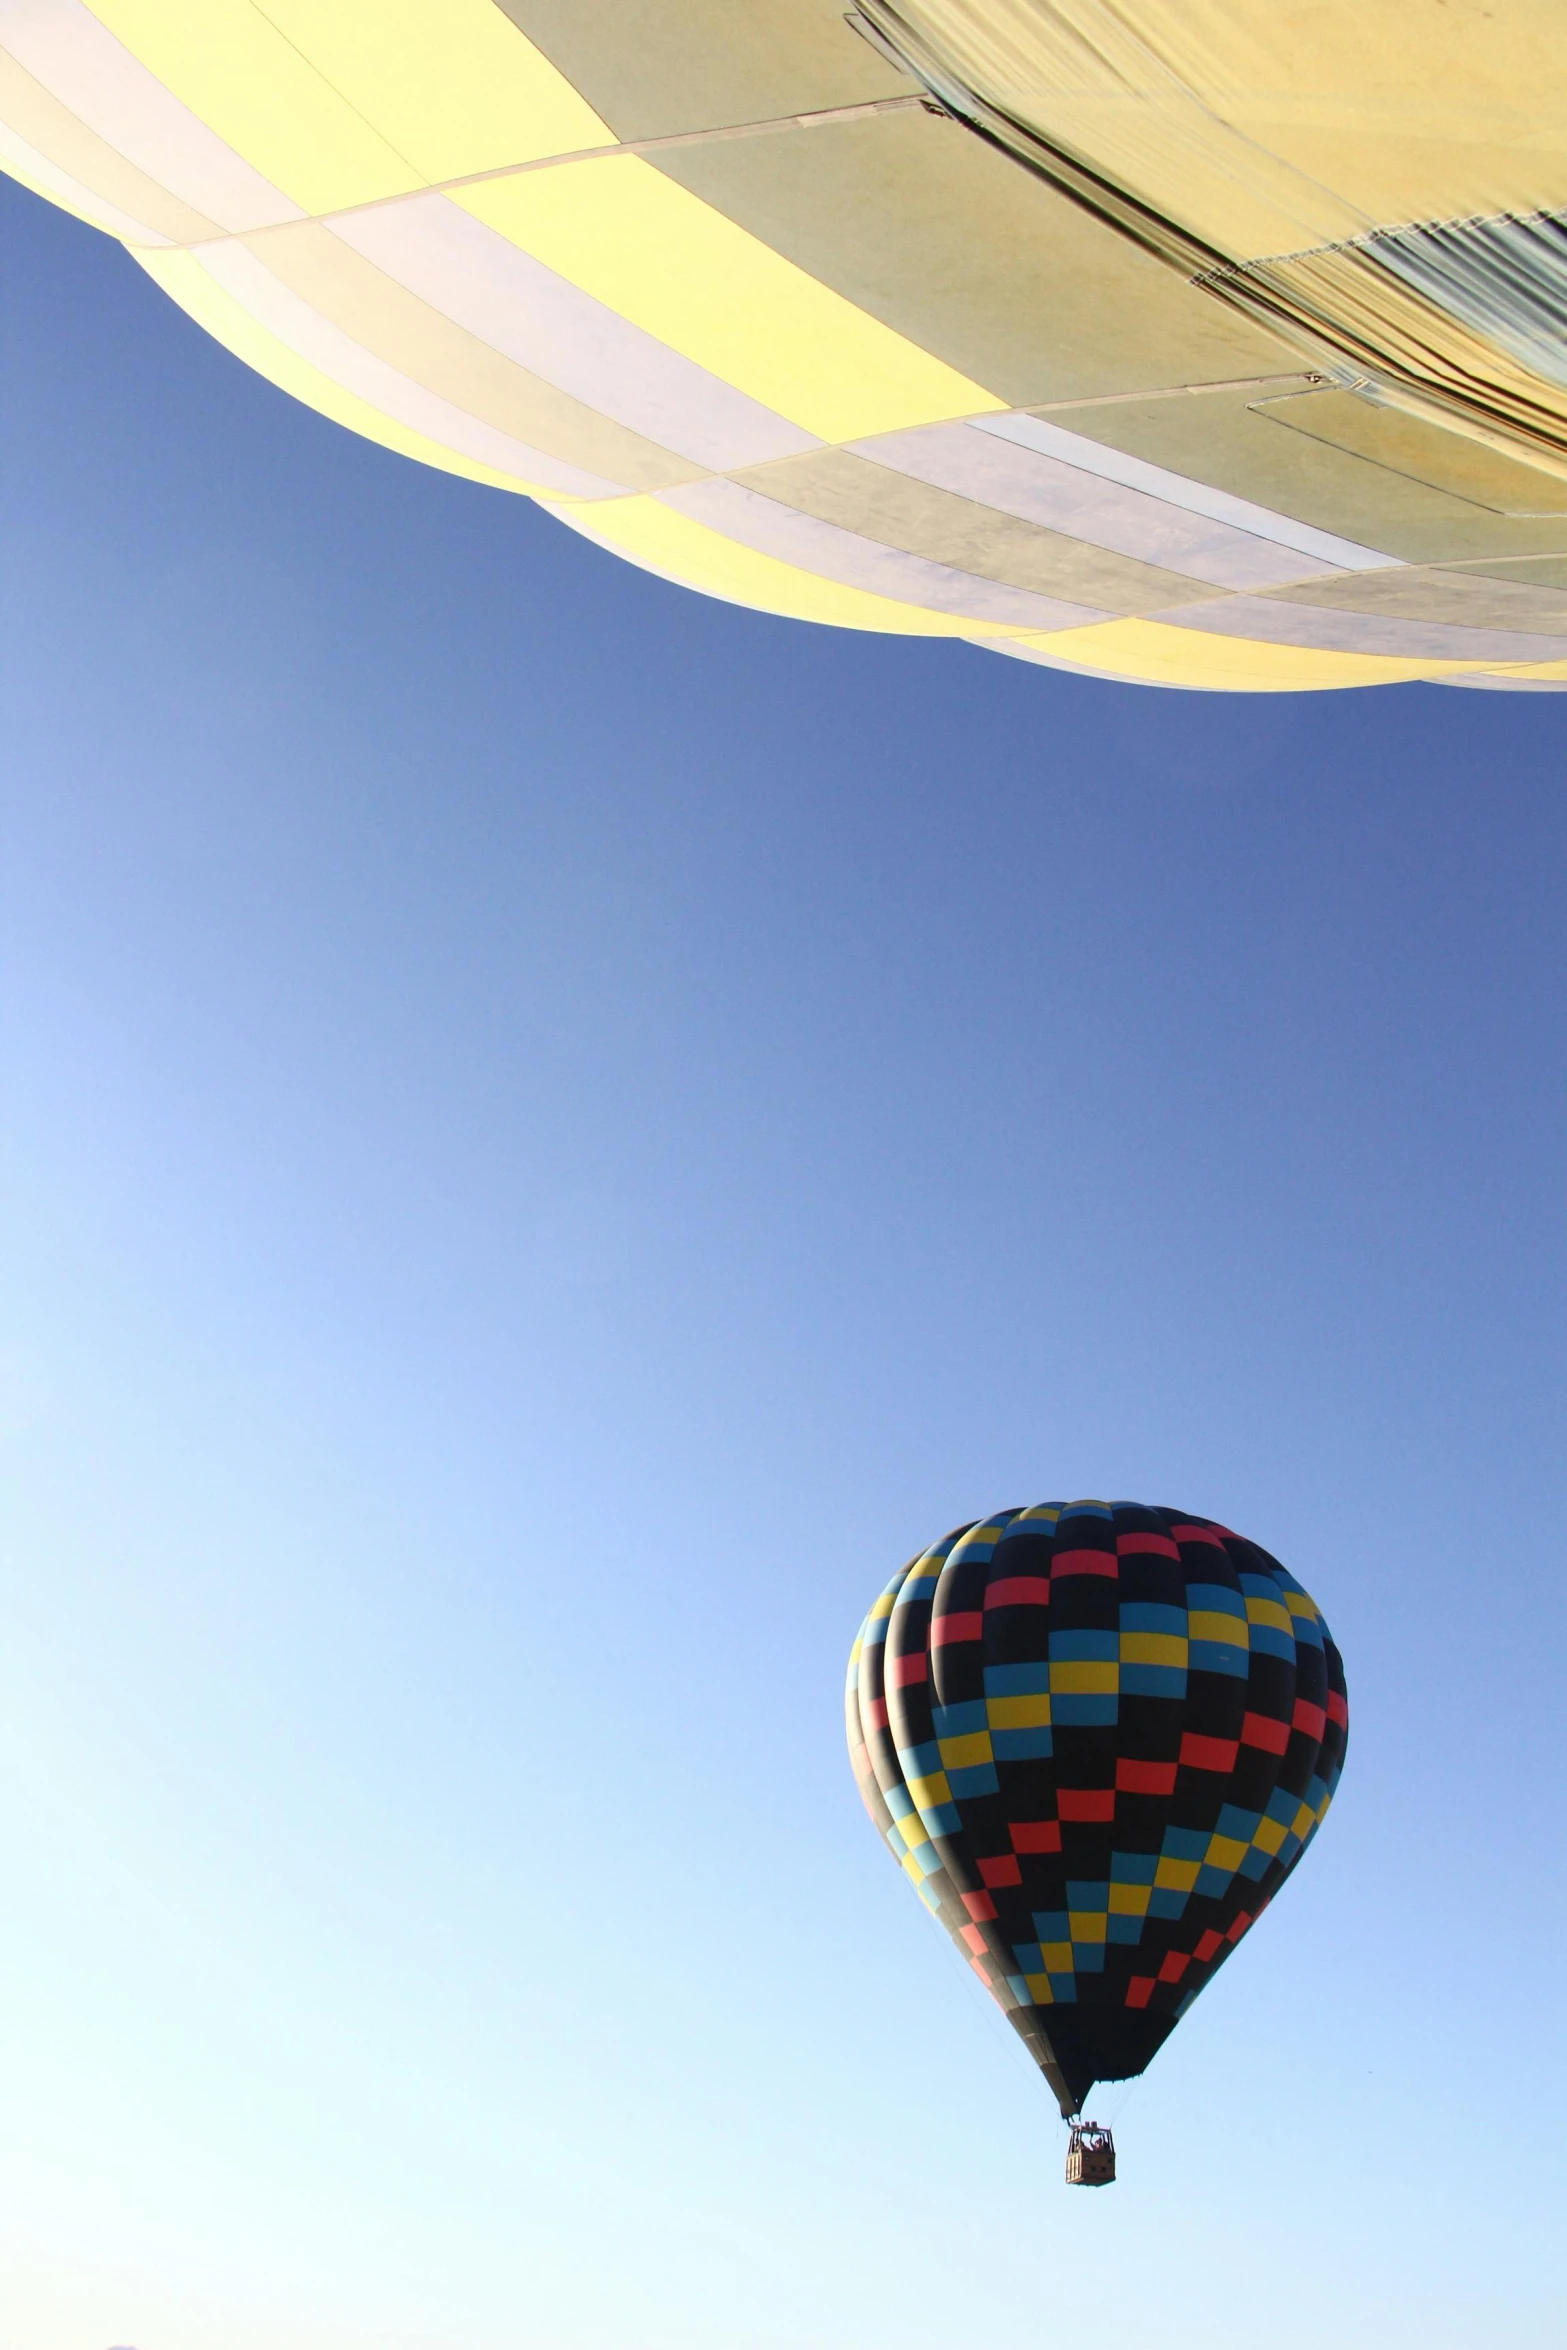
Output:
(2, 174), (1564, 2350)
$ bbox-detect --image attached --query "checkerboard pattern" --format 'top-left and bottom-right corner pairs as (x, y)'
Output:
(846, 1502), (1348, 2115)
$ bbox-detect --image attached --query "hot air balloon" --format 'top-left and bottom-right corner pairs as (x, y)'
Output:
(6, 4), (1567, 690)
(845, 1502), (1347, 2174)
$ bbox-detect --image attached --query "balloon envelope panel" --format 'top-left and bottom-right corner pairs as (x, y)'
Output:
(5, 3), (1567, 689)
(847, 1502), (1348, 2115)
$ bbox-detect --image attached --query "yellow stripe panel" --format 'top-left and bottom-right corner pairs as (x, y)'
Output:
(456, 155), (1005, 445)
(89, 0), (415, 213)
(136, 248), (538, 495)
(86, 0), (605, 211)
(1481, 655), (1567, 682)
(554, 494), (992, 636)
(1010, 619), (1491, 693)
(249, 0), (611, 180)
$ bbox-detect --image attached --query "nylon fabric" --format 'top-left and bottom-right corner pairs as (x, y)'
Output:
(6, 1), (1567, 689)
(861, 1), (1567, 478)
(846, 1501), (1349, 2113)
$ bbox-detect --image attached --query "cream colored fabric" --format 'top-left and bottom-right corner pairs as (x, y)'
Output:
(864, 1), (1567, 476)
(4, 0), (1567, 692)
(864, 1), (1567, 257)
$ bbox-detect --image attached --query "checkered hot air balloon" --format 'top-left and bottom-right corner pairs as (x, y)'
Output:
(846, 1502), (1348, 2122)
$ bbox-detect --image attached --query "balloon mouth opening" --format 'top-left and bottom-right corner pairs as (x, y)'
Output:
(1012, 2005), (1177, 2117)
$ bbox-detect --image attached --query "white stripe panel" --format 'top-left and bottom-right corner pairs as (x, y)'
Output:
(0, 0), (301, 231)
(975, 411), (1396, 574)
(193, 241), (628, 498)
(1157, 594), (1567, 663)
(853, 420), (1372, 593)
(1438, 674), (1567, 691)
(330, 194), (820, 475)
(658, 478), (1109, 630)
(0, 103), (168, 239)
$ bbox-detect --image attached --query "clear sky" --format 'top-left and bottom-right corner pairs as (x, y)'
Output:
(2, 173), (1564, 2350)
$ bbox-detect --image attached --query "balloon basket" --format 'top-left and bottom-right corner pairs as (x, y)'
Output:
(1064, 2120), (1116, 2187)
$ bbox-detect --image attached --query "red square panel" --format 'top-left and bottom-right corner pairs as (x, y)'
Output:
(979, 1853), (1024, 1889)
(1058, 1787), (1116, 1822)
(1240, 1710), (1290, 1756)
(1116, 1757), (1177, 1796)
(984, 1576), (1051, 1609)
(1124, 1976), (1156, 2009)
(1179, 1732), (1238, 1773)
(931, 1610), (983, 1647)
(1194, 1928), (1223, 1962)
(1158, 1950), (1190, 1984)
(961, 1890), (998, 1923)
(1009, 1819), (1062, 1855)
(1051, 1549), (1118, 1579)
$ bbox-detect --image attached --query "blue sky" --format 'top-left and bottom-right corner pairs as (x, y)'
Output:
(2, 174), (1564, 2350)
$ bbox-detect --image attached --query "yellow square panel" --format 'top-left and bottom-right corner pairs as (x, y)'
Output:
(986, 1694), (1051, 1730)
(937, 1731), (995, 1770)
(907, 1772), (953, 1810)
(1119, 1632), (1188, 1667)
(1154, 1857), (1200, 1892)
(1245, 1596), (1293, 1635)
(1051, 1661), (1118, 1695)
(1188, 1611), (1249, 1647)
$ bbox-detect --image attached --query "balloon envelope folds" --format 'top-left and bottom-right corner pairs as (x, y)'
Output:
(7, 3), (1567, 689)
